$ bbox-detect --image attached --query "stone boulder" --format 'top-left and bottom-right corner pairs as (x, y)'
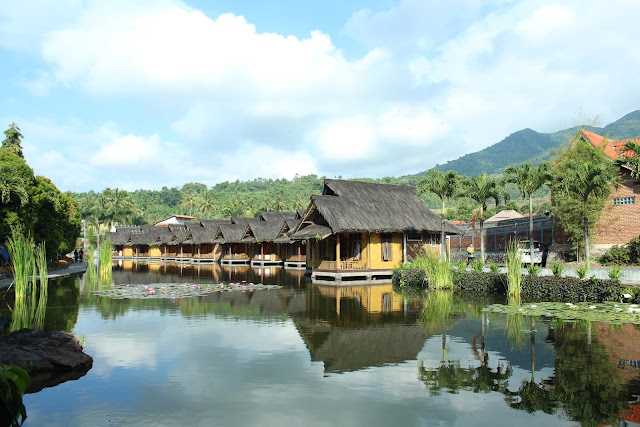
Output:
(0, 329), (93, 393)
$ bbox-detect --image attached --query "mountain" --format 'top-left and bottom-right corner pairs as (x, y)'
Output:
(424, 110), (640, 176)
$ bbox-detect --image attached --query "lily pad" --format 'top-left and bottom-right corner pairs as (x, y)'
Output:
(483, 302), (640, 324)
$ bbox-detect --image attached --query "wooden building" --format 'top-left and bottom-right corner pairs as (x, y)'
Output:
(215, 223), (253, 265)
(292, 179), (461, 283)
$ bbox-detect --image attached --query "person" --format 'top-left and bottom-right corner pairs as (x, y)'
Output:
(79, 248), (84, 263)
(74, 249), (79, 263)
(466, 244), (475, 265)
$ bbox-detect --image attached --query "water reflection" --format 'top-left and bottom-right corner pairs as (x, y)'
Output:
(4, 262), (640, 426)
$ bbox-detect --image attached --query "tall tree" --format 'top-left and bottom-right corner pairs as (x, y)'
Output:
(553, 156), (618, 265)
(0, 164), (28, 206)
(2, 122), (24, 158)
(181, 188), (198, 216)
(505, 163), (551, 268)
(198, 190), (217, 218)
(418, 170), (459, 260)
(275, 195), (285, 212)
(463, 173), (507, 262)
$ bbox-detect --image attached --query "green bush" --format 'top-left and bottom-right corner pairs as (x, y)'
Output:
(550, 261), (565, 277)
(597, 237), (640, 266)
(392, 268), (427, 288)
(608, 266), (622, 280)
(521, 276), (623, 302)
(527, 264), (541, 276)
(452, 270), (507, 293)
(0, 365), (30, 426)
(576, 263), (590, 279)
(471, 259), (484, 272)
(489, 262), (499, 274)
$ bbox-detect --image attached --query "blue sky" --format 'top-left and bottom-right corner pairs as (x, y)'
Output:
(1, 0), (639, 192)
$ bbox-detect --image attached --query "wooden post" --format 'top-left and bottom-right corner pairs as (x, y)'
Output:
(336, 234), (341, 271)
(367, 233), (371, 269)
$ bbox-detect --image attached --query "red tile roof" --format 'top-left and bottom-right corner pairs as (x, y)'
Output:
(580, 130), (639, 160)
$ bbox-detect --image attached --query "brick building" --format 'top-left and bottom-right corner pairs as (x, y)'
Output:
(578, 130), (640, 255)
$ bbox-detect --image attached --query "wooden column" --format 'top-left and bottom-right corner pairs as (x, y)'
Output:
(336, 234), (341, 271)
(261, 242), (264, 259)
(367, 233), (371, 269)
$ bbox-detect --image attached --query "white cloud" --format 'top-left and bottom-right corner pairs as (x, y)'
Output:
(91, 134), (161, 167)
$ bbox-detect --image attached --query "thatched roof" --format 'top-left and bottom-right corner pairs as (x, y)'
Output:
(167, 226), (189, 245)
(199, 219), (232, 228)
(188, 224), (217, 244)
(247, 220), (283, 242)
(273, 219), (302, 243)
(296, 209), (307, 219)
(231, 217), (263, 226)
(105, 230), (130, 246)
(155, 227), (174, 245)
(293, 179), (462, 235)
(260, 211), (297, 222)
(292, 223), (332, 239)
(215, 223), (248, 243)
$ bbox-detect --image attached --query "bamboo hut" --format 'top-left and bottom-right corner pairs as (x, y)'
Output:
(215, 223), (252, 265)
(246, 220), (285, 267)
(292, 179), (462, 283)
(274, 218), (306, 269)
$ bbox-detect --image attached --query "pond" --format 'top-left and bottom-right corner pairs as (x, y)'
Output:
(3, 261), (640, 426)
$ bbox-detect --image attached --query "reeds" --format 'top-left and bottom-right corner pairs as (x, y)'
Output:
(99, 238), (112, 277)
(506, 239), (522, 298)
(405, 247), (452, 289)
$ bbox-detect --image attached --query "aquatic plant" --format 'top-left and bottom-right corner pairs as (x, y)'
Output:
(608, 266), (622, 281)
(405, 248), (452, 289)
(526, 264), (541, 276)
(550, 261), (565, 277)
(505, 296), (525, 350)
(98, 238), (112, 277)
(6, 228), (35, 300)
(506, 239), (522, 298)
(485, 301), (640, 325)
(455, 260), (466, 271)
(489, 262), (499, 274)
(471, 259), (484, 272)
(576, 263), (590, 279)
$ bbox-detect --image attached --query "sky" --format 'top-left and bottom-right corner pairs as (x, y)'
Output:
(1, 0), (639, 193)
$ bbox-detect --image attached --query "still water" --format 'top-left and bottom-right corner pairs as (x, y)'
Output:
(3, 261), (640, 426)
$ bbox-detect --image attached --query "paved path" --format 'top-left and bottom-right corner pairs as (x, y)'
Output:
(0, 262), (88, 290)
(484, 266), (640, 286)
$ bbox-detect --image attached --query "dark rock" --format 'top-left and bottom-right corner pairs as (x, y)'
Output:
(0, 329), (93, 393)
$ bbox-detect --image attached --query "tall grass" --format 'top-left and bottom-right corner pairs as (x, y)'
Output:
(99, 238), (112, 277)
(6, 229), (49, 331)
(408, 247), (452, 289)
(506, 239), (522, 298)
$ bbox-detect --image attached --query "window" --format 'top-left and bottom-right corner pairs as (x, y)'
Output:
(430, 234), (437, 247)
(407, 232), (422, 241)
(345, 234), (361, 260)
(382, 234), (392, 261)
(613, 197), (635, 205)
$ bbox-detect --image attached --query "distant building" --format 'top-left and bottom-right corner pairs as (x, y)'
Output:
(153, 214), (195, 226)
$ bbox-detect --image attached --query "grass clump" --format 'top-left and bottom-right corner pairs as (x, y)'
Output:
(403, 247), (452, 289)
(576, 263), (590, 279)
(471, 259), (484, 272)
(550, 261), (565, 277)
(99, 238), (112, 277)
(506, 239), (522, 298)
(527, 264), (541, 276)
(608, 266), (622, 281)
(489, 262), (499, 274)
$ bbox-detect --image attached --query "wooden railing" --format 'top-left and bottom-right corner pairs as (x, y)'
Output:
(314, 259), (367, 270)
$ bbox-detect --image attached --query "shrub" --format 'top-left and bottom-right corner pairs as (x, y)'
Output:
(452, 270), (507, 293)
(392, 267), (427, 288)
(472, 259), (484, 272)
(527, 264), (541, 276)
(455, 260), (466, 271)
(576, 263), (590, 279)
(489, 262), (499, 274)
(521, 276), (623, 302)
(609, 266), (622, 281)
(597, 237), (640, 266)
(550, 261), (565, 277)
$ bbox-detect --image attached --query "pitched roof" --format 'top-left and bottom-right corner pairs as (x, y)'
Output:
(105, 230), (130, 245)
(231, 217), (263, 226)
(580, 129), (640, 160)
(260, 211), (297, 221)
(215, 223), (248, 243)
(199, 219), (232, 228)
(294, 179), (463, 235)
(485, 210), (524, 223)
(247, 220), (283, 242)
(296, 209), (307, 219)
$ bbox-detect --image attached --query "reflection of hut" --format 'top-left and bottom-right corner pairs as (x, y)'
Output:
(215, 224), (252, 265)
(292, 179), (461, 283)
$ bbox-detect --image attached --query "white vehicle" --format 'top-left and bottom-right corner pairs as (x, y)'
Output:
(517, 240), (543, 265)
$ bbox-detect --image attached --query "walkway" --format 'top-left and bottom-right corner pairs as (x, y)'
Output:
(0, 262), (88, 290)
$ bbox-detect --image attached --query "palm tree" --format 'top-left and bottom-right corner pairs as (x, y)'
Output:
(275, 196), (285, 212)
(198, 190), (217, 218)
(0, 164), (28, 206)
(505, 163), (551, 268)
(463, 173), (507, 262)
(554, 158), (619, 265)
(181, 189), (198, 216)
(418, 170), (459, 261)
(617, 140), (640, 178)
(108, 188), (136, 226)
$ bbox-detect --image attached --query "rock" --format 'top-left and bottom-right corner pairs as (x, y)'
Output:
(0, 329), (93, 393)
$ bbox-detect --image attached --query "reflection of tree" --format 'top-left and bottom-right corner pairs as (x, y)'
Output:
(419, 290), (457, 362)
(550, 320), (627, 426)
(505, 296), (524, 350)
(418, 360), (512, 396)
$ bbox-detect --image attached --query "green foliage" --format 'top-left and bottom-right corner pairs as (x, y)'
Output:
(0, 365), (30, 426)
(608, 266), (622, 280)
(506, 239), (522, 297)
(99, 238), (112, 277)
(1, 122), (25, 158)
(471, 259), (484, 272)
(391, 267), (427, 288)
(550, 261), (564, 276)
(526, 264), (541, 276)
(576, 263), (590, 279)
(520, 276), (622, 302)
(451, 270), (507, 293)
(489, 262), (499, 274)
(597, 238), (640, 265)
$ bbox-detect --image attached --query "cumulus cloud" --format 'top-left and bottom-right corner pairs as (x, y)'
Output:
(2, 0), (640, 190)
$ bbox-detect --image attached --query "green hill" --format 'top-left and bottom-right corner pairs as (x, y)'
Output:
(424, 110), (640, 176)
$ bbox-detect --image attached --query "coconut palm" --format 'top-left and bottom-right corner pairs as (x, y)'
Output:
(108, 188), (137, 227)
(0, 164), (28, 206)
(275, 196), (285, 212)
(463, 173), (507, 262)
(418, 170), (459, 261)
(505, 163), (551, 268)
(181, 188), (198, 217)
(198, 190), (217, 218)
(554, 158), (619, 265)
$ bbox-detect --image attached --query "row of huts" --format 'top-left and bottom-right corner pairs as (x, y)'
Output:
(106, 179), (463, 282)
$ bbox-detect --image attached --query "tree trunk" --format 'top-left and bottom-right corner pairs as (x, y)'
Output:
(480, 206), (485, 263)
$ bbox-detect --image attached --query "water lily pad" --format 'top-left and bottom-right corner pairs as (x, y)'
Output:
(483, 302), (640, 324)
